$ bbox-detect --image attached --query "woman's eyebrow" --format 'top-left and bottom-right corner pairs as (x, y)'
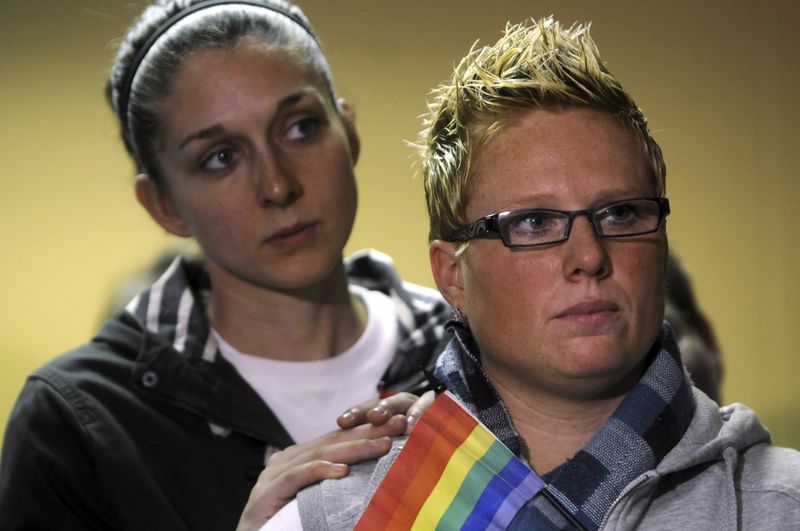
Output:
(177, 91), (318, 150)
(179, 124), (226, 150)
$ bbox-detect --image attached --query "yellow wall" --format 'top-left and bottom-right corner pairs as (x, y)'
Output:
(2, 0), (798, 448)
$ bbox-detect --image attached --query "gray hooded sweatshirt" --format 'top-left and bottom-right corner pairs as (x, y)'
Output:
(298, 390), (800, 530)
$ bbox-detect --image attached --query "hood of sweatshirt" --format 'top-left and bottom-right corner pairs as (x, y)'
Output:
(601, 388), (774, 530)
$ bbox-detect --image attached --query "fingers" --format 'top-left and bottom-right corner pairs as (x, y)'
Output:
(365, 393), (416, 426)
(236, 460), (349, 531)
(326, 413), (408, 445)
(267, 434), (393, 474)
(337, 392), (419, 429)
(308, 434), (394, 466)
(236, 418), (407, 531)
(265, 415), (405, 476)
(405, 390), (435, 435)
(260, 458), (350, 498)
(336, 391), (436, 433)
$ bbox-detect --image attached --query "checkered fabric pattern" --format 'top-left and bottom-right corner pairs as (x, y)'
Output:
(126, 250), (450, 387)
(434, 321), (696, 530)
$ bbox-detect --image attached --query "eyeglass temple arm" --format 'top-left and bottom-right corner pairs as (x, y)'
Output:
(451, 216), (496, 242)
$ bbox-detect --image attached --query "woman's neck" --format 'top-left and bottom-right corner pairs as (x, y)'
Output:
(206, 261), (367, 362)
(487, 368), (634, 475)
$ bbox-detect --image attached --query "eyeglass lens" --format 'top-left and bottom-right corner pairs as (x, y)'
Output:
(502, 199), (662, 246)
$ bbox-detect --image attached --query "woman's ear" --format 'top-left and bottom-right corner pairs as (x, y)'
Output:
(134, 175), (191, 238)
(338, 98), (360, 165)
(430, 240), (466, 315)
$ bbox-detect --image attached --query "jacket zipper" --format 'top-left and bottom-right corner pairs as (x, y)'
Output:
(599, 472), (652, 529)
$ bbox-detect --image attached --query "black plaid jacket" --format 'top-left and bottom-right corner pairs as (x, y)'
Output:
(0, 250), (451, 531)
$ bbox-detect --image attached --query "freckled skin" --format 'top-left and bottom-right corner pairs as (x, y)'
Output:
(455, 107), (667, 401)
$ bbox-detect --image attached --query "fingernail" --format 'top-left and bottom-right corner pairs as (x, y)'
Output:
(330, 463), (348, 475)
(369, 437), (390, 449)
(372, 405), (388, 417)
(340, 411), (355, 421)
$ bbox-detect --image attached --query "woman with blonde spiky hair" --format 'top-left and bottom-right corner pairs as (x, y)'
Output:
(287, 17), (800, 530)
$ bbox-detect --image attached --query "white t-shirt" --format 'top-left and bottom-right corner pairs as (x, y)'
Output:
(215, 284), (399, 444)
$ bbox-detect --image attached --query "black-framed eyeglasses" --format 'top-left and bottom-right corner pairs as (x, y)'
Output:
(450, 197), (670, 248)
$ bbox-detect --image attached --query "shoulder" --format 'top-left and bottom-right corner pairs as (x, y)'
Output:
(653, 396), (800, 527)
(345, 248), (401, 292)
(345, 249), (442, 302)
(731, 442), (800, 529)
(10, 316), (144, 433)
(346, 248), (450, 337)
(678, 395), (800, 493)
(738, 441), (800, 496)
(297, 437), (406, 530)
(715, 401), (800, 495)
(0, 332), (133, 502)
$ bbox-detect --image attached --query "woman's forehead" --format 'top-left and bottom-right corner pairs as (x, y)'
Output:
(465, 107), (653, 214)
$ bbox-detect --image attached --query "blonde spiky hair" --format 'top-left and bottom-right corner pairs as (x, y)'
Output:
(418, 17), (666, 243)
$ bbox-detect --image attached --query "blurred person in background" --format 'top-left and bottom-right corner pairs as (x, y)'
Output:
(665, 252), (724, 402)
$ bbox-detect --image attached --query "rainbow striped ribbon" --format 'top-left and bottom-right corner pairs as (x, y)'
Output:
(355, 391), (545, 530)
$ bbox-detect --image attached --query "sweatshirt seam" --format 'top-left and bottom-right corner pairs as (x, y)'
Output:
(31, 369), (98, 428)
(25, 371), (116, 522)
(735, 484), (800, 502)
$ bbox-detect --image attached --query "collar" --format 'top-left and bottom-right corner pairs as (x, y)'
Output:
(125, 256), (216, 361)
(434, 321), (696, 530)
(122, 253), (449, 445)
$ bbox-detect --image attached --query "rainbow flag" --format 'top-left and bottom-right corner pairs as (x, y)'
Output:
(355, 391), (545, 530)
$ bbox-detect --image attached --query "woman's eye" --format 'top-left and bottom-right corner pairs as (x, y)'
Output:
(285, 117), (319, 141)
(520, 215), (546, 230)
(603, 204), (636, 223)
(201, 148), (238, 172)
(509, 212), (558, 236)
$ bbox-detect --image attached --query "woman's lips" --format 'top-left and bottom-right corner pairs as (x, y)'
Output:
(554, 300), (620, 327)
(265, 222), (318, 250)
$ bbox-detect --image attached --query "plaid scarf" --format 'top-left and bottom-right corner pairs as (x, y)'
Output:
(434, 321), (695, 530)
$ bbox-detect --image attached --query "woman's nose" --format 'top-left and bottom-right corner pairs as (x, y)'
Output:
(254, 152), (301, 207)
(562, 216), (612, 280)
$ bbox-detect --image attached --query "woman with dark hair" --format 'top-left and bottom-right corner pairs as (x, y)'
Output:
(0, 2), (449, 529)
